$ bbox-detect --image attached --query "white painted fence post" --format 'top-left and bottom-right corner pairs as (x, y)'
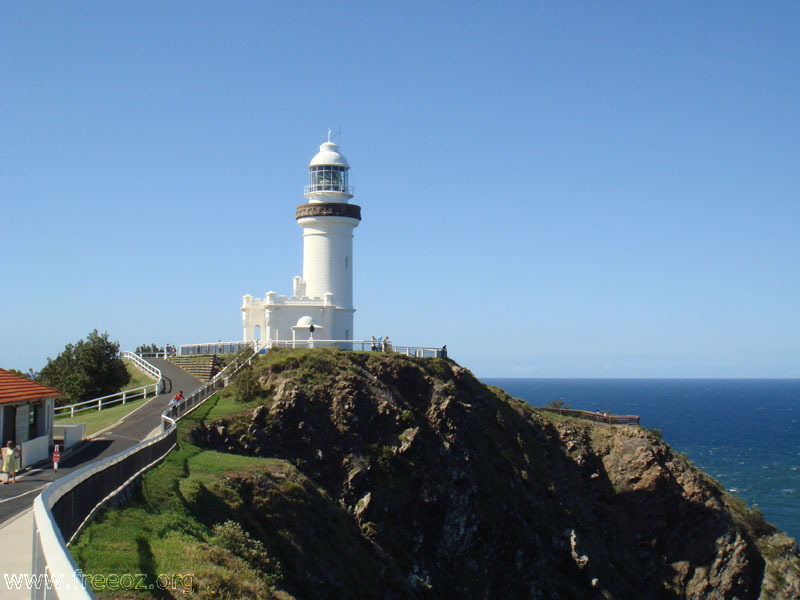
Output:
(122, 390), (127, 405)
(98, 397), (103, 411)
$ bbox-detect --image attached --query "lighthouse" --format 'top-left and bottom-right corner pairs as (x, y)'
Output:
(241, 135), (362, 346)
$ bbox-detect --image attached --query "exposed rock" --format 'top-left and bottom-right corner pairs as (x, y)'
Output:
(189, 348), (800, 599)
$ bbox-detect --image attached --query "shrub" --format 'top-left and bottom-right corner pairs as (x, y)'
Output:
(228, 362), (261, 403)
(211, 520), (282, 585)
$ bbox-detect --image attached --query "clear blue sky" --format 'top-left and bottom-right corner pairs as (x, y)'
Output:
(1, 2), (798, 378)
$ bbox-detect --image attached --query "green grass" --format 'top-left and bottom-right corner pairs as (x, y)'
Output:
(70, 393), (287, 598)
(53, 361), (159, 436)
(122, 359), (158, 391)
(54, 395), (153, 436)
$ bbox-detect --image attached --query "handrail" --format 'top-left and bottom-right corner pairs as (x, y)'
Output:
(30, 349), (242, 600)
(269, 339), (446, 357)
(179, 340), (256, 356)
(32, 427), (178, 599)
(538, 406), (640, 426)
(121, 351), (162, 381)
(53, 385), (158, 418)
(54, 354), (162, 418)
(161, 344), (262, 429)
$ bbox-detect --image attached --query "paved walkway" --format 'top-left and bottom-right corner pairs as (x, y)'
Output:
(0, 359), (202, 599)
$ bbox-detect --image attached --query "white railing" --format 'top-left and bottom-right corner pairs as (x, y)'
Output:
(53, 385), (158, 418)
(162, 343), (263, 428)
(303, 183), (353, 195)
(270, 339), (447, 358)
(54, 354), (162, 418)
(179, 340), (256, 356)
(32, 429), (177, 600)
(31, 346), (261, 600)
(120, 351), (161, 380)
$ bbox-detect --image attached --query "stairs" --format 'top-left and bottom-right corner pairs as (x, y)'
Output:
(168, 355), (225, 382)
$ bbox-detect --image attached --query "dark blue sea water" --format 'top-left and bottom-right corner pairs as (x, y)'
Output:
(482, 378), (800, 541)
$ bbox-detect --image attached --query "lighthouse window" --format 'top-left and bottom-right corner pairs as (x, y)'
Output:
(309, 166), (348, 192)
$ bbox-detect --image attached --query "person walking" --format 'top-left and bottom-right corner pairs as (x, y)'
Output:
(2, 441), (21, 484)
(170, 390), (184, 407)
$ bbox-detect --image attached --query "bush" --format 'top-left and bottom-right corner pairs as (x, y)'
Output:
(211, 520), (282, 585)
(228, 361), (261, 403)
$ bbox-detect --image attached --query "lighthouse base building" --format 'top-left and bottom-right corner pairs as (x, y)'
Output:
(241, 137), (361, 347)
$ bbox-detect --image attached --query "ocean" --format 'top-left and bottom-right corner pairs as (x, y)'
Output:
(482, 378), (800, 541)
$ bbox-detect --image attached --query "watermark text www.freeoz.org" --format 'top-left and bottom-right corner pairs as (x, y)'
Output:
(4, 571), (194, 593)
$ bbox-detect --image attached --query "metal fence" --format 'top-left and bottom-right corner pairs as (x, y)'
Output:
(179, 340), (256, 356)
(538, 406), (640, 426)
(269, 339), (447, 357)
(30, 348), (259, 600)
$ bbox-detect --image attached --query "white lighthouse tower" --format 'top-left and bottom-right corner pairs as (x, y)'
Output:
(241, 134), (362, 346)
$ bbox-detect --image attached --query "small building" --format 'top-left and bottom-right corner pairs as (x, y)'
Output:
(241, 134), (362, 346)
(0, 368), (60, 468)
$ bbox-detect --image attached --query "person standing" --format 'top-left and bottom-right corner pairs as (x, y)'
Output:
(2, 441), (21, 484)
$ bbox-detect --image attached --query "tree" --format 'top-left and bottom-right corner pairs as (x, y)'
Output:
(547, 398), (570, 410)
(8, 368), (32, 379)
(136, 343), (164, 355)
(39, 330), (130, 406)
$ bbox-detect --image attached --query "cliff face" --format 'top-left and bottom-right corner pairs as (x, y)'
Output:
(191, 349), (800, 599)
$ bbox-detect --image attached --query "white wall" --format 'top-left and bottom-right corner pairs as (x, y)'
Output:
(54, 423), (86, 449)
(241, 298), (356, 344)
(22, 434), (48, 468)
(298, 216), (358, 309)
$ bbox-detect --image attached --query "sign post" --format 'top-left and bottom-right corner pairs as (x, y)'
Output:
(53, 444), (60, 473)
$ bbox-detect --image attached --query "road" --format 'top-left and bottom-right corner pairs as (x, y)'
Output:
(0, 358), (201, 524)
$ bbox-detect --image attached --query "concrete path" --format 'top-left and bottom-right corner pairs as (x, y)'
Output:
(0, 359), (202, 599)
(0, 510), (33, 600)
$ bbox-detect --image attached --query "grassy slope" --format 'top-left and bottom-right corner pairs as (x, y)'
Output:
(122, 360), (158, 391)
(70, 393), (302, 599)
(71, 397), (282, 597)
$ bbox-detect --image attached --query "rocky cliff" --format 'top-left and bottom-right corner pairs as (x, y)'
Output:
(188, 349), (800, 599)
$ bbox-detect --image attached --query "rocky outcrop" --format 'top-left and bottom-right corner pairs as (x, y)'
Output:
(191, 349), (800, 599)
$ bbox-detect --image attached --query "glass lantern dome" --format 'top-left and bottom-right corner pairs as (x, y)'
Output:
(304, 140), (353, 197)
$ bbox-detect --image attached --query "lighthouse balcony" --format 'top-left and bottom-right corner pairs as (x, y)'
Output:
(304, 183), (353, 195)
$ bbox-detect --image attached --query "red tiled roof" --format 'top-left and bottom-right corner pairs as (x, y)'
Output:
(0, 368), (61, 404)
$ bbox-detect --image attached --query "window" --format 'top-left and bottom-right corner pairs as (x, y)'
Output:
(29, 403), (39, 439)
(309, 166), (349, 192)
